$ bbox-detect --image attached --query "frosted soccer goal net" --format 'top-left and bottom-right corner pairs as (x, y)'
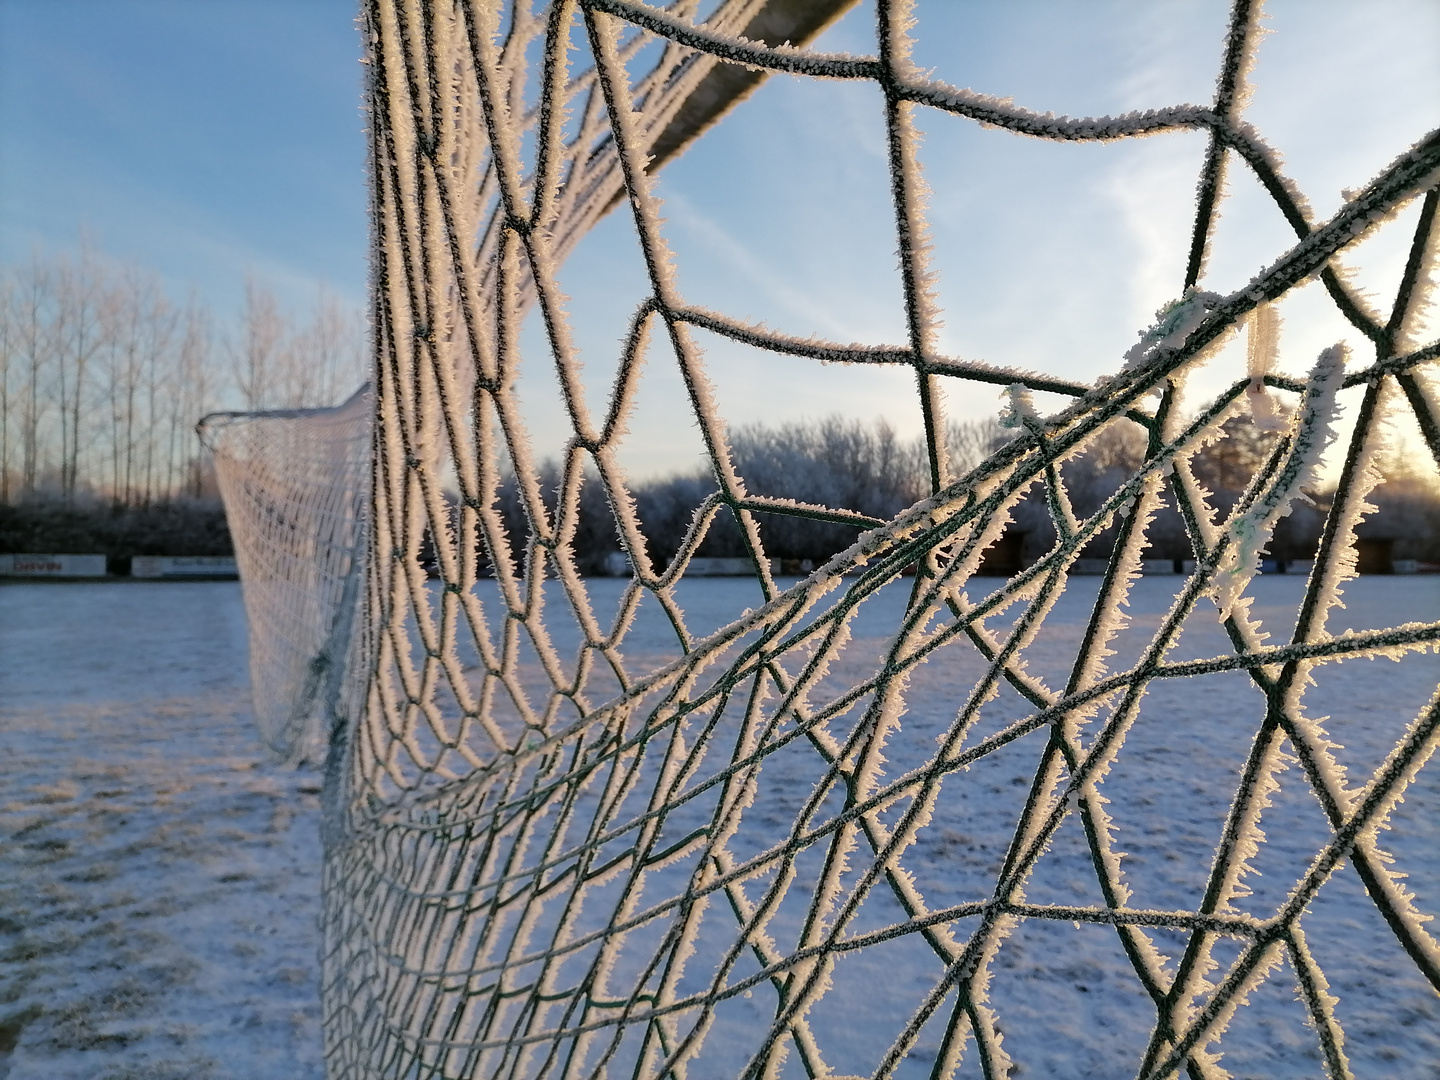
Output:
(203, 1), (1440, 1076)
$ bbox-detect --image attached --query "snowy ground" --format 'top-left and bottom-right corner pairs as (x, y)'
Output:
(1, 575), (1437, 1078)
(455, 573), (1440, 1079)
(0, 582), (324, 1080)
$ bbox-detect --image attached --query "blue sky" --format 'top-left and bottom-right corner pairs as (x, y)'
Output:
(0, 1), (370, 313)
(2, 1), (1437, 475)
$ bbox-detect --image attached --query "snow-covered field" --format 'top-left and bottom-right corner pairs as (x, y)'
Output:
(0, 582), (324, 1080)
(1, 575), (1437, 1078)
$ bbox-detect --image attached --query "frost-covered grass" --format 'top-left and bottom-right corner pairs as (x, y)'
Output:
(537, 573), (1440, 1078)
(0, 582), (323, 1080)
(1, 576), (1436, 1078)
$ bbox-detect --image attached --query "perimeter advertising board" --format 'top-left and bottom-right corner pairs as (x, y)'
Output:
(0, 554), (107, 578)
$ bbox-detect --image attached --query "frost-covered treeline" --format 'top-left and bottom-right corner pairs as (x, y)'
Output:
(481, 418), (992, 575)
(482, 411), (1440, 575)
(1045, 416), (1440, 565)
(0, 248), (364, 507)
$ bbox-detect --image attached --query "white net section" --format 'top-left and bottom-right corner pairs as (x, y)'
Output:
(210, 0), (1440, 1076)
(199, 386), (373, 764)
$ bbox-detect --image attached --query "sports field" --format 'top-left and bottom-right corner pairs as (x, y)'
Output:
(0, 582), (325, 1080)
(0, 574), (1436, 1078)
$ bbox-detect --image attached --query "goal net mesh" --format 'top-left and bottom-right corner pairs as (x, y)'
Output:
(211, 0), (1440, 1076)
(199, 386), (373, 764)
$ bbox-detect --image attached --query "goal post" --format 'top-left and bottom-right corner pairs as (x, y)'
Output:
(626, 0), (859, 181)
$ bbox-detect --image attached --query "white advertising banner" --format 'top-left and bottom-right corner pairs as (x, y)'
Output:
(131, 556), (239, 579)
(0, 553), (108, 577)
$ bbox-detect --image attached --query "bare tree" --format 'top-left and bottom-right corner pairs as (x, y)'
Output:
(0, 245), (371, 508)
(10, 257), (54, 498)
(264, 284), (367, 409)
(946, 417), (1009, 476)
(282, 292), (325, 408)
(138, 278), (177, 505)
(0, 273), (13, 502)
(169, 301), (212, 499)
(232, 277), (288, 412)
(1190, 414), (1282, 501)
(52, 246), (109, 500)
(295, 284), (365, 406)
(99, 268), (174, 507)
